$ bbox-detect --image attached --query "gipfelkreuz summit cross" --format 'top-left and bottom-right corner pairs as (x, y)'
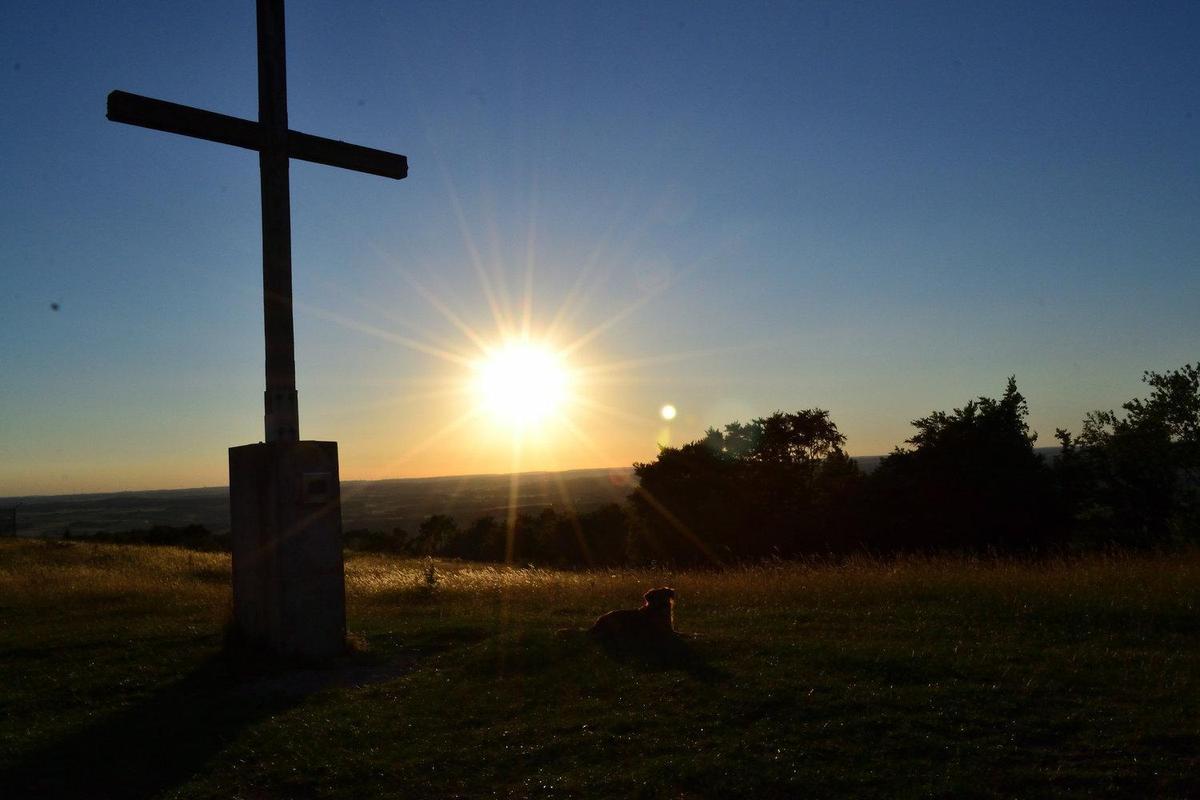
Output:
(107, 0), (408, 443)
(108, 0), (408, 659)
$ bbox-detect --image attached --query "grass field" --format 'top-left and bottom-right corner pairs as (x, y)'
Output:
(1, 539), (1197, 799)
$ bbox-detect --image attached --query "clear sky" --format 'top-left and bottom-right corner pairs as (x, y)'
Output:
(1, 1), (1197, 495)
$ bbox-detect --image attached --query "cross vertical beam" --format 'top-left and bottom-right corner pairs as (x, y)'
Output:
(257, 0), (298, 443)
(108, 0), (407, 659)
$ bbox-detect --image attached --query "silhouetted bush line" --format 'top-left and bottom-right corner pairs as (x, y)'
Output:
(71, 363), (1200, 566)
(87, 524), (230, 551)
(409, 363), (1200, 567)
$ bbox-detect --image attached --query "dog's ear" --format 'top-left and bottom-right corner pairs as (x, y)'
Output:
(644, 587), (675, 606)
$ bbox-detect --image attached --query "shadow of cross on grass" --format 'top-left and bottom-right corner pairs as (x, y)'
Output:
(2, 649), (423, 800)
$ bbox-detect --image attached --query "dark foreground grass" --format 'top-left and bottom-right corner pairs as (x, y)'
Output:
(1, 539), (1197, 799)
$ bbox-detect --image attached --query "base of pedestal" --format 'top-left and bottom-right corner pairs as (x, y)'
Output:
(229, 440), (346, 659)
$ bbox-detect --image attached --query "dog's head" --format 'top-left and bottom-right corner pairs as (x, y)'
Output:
(643, 587), (676, 609)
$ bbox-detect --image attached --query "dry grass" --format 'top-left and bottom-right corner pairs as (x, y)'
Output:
(0, 538), (229, 604)
(2, 538), (1198, 798)
(6, 538), (1192, 615)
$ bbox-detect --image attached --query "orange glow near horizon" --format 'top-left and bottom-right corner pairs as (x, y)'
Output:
(253, 178), (762, 498)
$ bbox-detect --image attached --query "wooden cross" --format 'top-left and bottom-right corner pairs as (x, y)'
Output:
(107, 0), (407, 443)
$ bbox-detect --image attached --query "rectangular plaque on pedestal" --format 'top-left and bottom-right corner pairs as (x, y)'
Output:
(229, 440), (346, 659)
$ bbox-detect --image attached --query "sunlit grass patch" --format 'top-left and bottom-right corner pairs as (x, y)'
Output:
(0, 538), (229, 602)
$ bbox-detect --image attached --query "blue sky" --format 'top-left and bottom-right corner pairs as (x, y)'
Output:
(1, 1), (1197, 494)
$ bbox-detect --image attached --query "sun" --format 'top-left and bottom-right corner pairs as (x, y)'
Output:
(473, 339), (572, 429)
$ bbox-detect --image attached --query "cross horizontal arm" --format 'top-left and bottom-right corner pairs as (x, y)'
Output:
(287, 129), (407, 180)
(107, 90), (408, 180)
(107, 90), (260, 151)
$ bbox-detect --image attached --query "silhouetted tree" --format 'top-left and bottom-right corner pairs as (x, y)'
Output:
(1060, 363), (1200, 546)
(345, 527), (409, 553)
(631, 439), (745, 564)
(577, 503), (634, 566)
(441, 505), (634, 567)
(532, 503), (634, 567)
(631, 409), (862, 563)
(444, 515), (505, 561)
(413, 514), (458, 555)
(866, 377), (1061, 552)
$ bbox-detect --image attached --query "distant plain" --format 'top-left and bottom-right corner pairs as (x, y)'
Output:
(0, 467), (638, 539)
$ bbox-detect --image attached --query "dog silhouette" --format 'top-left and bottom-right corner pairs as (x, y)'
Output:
(588, 587), (676, 640)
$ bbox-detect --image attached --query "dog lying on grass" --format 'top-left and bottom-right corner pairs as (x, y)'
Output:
(588, 587), (677, 640)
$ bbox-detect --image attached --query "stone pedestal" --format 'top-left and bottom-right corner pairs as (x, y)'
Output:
(229, 440), (346, 659)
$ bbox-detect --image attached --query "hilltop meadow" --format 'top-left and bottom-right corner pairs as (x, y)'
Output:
(2, 538), (1197, 799)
